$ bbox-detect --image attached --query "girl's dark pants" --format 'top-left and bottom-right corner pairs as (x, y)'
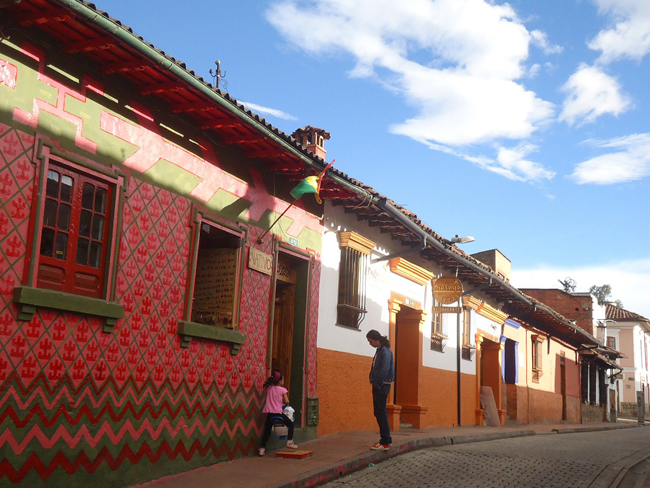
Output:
(372, 384), (392, 445)
(260, 413), (294, 447)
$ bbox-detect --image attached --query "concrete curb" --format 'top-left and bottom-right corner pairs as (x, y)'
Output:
(553, 423), (644, 435)
(267, 430), (537, 488)
(267, 425), (639, 488)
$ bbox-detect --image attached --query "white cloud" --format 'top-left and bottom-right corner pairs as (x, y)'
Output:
(530, 29), (563, 55)
(571, 133), (650, 184)
(559, 63), (631, 126)
(266, 0), (554, 147)
(512, 258), (650, 321)
(492, 144), (556, 181)
(242, 101), (297, 121)
(588, 0), (650, 63)
(420, 141), (554, 182)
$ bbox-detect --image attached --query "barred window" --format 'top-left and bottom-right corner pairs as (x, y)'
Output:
(337, 232), (374, 329)
(589, 362), (597, 404)
(581, 362), (589, 402)
(598, 368), (607, 405)
(461, 308), (472, 360)
(432, 299), (443, 335)
(430, 299), (446, 352)
(532, 335), (544, 382)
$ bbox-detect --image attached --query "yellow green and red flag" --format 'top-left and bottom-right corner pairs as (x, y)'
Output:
(289, 159), (335, 204)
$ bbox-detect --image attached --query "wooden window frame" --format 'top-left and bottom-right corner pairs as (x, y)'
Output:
(15, 144), (124, 332)
(430, 298), (446, 352)
(461, 307), (473, 360)
(36, 161), (113, 297)
(531, 334), (545, 382)
(179, 210), (246, 352)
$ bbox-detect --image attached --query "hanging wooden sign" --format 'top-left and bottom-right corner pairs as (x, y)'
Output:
(432, 306), (462, 314)
(433, 275), (463, 304)
(249, 248), (273, 275)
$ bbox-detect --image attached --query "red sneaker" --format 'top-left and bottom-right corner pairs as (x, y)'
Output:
(370, 443), (390, 450)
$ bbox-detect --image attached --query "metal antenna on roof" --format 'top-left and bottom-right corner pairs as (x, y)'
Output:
(209, 60), (227, 90)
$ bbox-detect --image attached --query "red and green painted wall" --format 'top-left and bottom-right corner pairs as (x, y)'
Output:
(0, 30), (321, 488)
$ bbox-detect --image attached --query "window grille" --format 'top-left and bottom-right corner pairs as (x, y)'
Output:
(336, 232), (374, 329)
(531, 336), (544, 382)
(337, 246), (368, 328)
(461, 308), (472, 360)
(430, 299), (446, 352)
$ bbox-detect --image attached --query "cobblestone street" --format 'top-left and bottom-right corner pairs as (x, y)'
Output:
(323, 427), (650, 488)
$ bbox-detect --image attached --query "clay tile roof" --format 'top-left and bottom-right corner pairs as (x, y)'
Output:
(606, 304), (649, 322)
(292, 126), (331, 139)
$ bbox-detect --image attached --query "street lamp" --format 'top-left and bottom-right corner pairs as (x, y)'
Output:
(447, 234), (474, 426)
(451, 235), (475, 244)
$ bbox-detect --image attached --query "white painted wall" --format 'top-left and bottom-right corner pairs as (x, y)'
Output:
(318, 203), (507, 375)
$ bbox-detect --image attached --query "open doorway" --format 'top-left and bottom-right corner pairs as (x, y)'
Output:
(271, 251), (310, 425)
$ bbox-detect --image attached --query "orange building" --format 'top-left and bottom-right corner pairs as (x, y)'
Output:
(312, 138), (611, 434)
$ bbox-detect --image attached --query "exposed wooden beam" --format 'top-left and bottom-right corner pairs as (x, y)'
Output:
(101, 60), (150, 75)
(321, 192), (358, 200)
(63, 37), (116, 54)
(221, 133), (265, 145)
(139, 81), (188, 95)
(246, 148), (289, 159)
(17, 7), (69, 25)
(200, 121), (242, 130)
(169, 102), (219, 113)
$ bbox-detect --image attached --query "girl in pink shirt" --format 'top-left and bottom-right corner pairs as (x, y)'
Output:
(259, 371), (298, 456)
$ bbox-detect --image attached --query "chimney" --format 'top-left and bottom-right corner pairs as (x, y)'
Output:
(471, 249), (511, 282)
(292, 126), (330, 160)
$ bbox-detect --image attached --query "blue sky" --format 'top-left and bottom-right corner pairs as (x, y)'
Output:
(93, 0), (650, 319)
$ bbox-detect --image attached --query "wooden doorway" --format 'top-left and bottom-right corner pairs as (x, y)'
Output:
(272, 255), (297, 392)
(560, 352), (567, 421)
(391, 304), (427, 428)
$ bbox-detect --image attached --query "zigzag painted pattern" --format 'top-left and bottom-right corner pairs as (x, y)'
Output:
(0, 127), (274, 487)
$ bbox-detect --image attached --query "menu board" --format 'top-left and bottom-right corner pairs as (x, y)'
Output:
(191, 247), (238, 328)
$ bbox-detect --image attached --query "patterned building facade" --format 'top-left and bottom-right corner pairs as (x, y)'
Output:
(0, 2), (330, 486)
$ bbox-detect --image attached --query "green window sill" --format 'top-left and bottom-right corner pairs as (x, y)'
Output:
(178, 321), (246, 354)
(13, 286), (124, 332)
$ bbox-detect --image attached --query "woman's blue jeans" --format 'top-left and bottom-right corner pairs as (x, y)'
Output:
(372, 384), (392, 445)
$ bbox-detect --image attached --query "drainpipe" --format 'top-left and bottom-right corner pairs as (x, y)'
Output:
(457, 298), (462, 426)
(52, 0), (375, 204)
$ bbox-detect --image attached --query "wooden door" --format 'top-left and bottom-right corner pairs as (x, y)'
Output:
(272, 257), (296, 392)
(560, 354), (567, 420)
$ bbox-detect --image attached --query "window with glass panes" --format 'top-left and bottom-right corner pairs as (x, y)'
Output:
(607, 336), (616, 350)
(37, 162), (113, 298)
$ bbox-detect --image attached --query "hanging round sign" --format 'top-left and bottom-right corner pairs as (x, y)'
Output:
(433, 275), (463, 304)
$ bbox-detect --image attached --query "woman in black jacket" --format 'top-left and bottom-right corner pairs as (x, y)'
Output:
(366, 329), (394, 450)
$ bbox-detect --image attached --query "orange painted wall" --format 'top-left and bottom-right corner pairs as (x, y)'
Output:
(506, 384), (580, 424)
(418, 365), (476, 427)
(317, 348), (376, 436)
(318, 347), (479, 435)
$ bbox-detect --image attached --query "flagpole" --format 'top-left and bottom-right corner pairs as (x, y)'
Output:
(256, 159), (335, 244)
(257, 200), (296, 244)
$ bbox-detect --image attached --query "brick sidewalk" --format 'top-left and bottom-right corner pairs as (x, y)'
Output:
(131, 421), (640, 488)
